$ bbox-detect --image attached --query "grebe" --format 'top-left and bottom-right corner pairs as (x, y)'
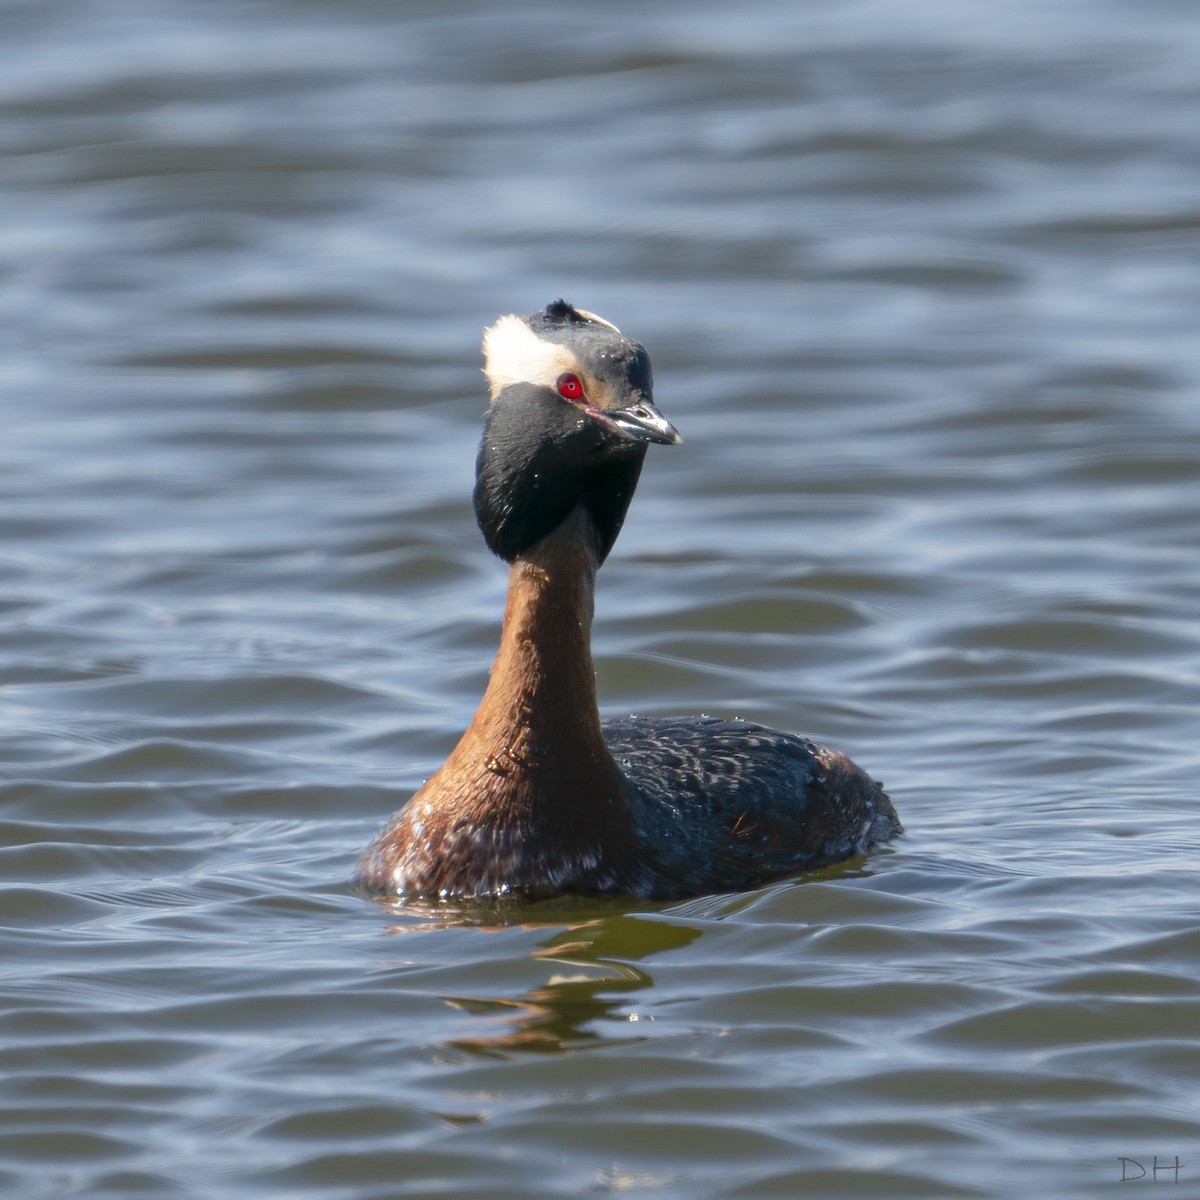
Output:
(357, 300), (901, 899)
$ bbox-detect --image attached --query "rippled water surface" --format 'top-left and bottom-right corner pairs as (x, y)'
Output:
(4, 1), (1200, 1196)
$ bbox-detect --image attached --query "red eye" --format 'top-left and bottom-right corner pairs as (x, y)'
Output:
(556, 373), (585, 401)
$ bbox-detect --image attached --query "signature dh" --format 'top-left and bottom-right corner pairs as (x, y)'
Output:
(1118, 1156), (1185, 1184)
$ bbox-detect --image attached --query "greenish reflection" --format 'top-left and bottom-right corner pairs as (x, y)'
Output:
(379, 900), (701, 1054)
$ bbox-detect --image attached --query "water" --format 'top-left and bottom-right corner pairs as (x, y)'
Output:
(3, 0), (1200, 1196)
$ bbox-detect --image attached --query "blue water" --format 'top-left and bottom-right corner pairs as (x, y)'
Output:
(3, 1), (1200, 1196)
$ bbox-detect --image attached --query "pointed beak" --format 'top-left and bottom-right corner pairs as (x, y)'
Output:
(606, 399), (682, 446)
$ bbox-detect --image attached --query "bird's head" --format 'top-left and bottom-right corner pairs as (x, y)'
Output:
(474, 300), (680, 564)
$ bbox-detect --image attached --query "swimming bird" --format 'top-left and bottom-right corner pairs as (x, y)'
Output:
(357, 300), (901, 899)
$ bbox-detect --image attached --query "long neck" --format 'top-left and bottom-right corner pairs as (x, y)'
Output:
(477, 513), (606, 769)
(420, 506), (632, 841)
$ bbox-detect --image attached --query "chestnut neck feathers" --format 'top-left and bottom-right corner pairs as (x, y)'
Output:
(442, 506), (627, 829)
(383, 506), (639, 893)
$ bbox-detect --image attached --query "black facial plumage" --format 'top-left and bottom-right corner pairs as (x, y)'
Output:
(473, 382), (647, 564)
(473, 301), (655, 564)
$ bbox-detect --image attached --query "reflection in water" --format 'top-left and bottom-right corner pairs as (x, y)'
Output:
(444, 973), (645, 1055)
(380, 903), (702, 1053)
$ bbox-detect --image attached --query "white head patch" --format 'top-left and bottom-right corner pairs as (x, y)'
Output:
(481, 308), (622, 402)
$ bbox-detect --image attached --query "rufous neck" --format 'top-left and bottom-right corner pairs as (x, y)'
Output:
(405, 502), (637, 863)
(475, 508), (604, 764)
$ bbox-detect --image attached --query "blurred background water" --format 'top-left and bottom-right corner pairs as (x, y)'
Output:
(3, 0), (1200, 1196)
